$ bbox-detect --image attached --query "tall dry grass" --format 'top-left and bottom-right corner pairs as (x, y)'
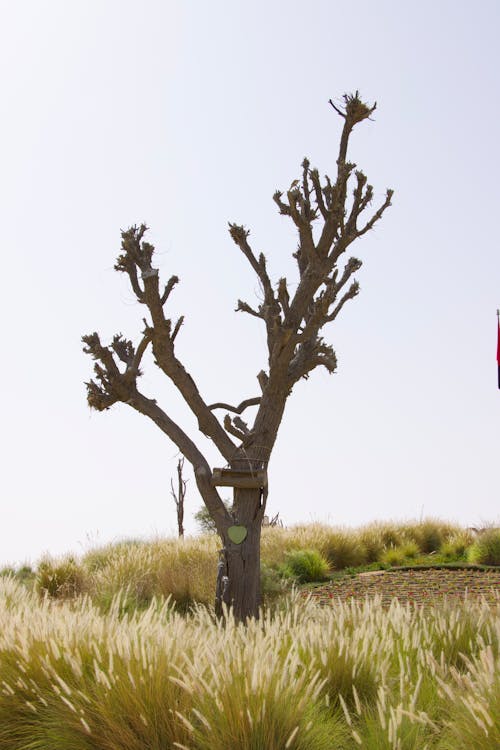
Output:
(1, 577), (499, 748)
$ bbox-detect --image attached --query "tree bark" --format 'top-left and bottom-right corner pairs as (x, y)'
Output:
(215, 484), (265, 621)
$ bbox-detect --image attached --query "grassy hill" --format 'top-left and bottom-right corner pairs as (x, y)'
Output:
(3, 519), (499, 613)
(1, 520), (500, 748)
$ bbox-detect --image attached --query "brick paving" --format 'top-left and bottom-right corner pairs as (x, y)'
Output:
(304, 568), (500, 608)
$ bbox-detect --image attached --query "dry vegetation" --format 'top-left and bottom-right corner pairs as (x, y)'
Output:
(0, 576), (499, 749)
(1, 520), (499, 747)
(4, 519), (493, 612)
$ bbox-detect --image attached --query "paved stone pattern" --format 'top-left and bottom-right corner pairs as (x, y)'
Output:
(305, 569), (500, 607)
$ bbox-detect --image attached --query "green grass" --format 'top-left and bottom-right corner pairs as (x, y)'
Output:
(279, 549), (330, 583)
(468, 528), (500, 566)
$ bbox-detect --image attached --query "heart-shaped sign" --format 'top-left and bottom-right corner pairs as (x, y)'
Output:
(228, 525), (247, 544)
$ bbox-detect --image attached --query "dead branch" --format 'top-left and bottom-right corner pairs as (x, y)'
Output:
(170, 457), (187, 537)
(235, 300), (264, 319)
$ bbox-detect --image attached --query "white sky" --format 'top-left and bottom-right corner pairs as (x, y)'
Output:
(1, 0), (499, 567)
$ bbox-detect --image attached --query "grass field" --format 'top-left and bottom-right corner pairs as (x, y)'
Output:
(1, 520), (499, 748)
(0, 577), (499, 749)
(3, 518), (499, 612)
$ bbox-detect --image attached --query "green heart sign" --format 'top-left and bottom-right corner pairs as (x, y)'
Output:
(228, 525), (247, 544)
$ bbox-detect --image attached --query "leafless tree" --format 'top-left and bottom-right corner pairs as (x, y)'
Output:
(82, 92), (392, 621)
(171, 457), (187, 538)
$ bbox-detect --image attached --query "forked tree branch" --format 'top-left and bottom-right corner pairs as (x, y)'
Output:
(228, 223), (283, 357)
(235, 300), (263, 319)
(112, 226), (237, 463)
(82, 331), (231, 533)
(241, 92), (391, 396)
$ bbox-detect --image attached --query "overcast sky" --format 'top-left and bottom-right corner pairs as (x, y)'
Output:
(1, 0), (499, 567)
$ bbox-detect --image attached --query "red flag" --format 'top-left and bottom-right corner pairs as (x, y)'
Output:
(497, 313), (500, 389)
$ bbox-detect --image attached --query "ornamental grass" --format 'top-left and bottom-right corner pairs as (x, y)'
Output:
(1, 577), (499, 749)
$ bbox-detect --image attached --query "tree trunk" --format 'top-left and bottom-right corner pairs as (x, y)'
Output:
(215, 485), (265, 622)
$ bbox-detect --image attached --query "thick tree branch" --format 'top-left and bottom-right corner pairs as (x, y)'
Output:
(83, 332), (146, 410)
(114, 226), (237, 462)
(129, 392), (231, 534)
(228, 223), (284, 359)
(82, 331), (231, 534)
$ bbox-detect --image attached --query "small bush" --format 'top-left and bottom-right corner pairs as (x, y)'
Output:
(194, 501), (231, 533)
(356, 526), (387, 563)
(1, 565), (35, 589)
(381, 546), (407, 566)
(322, 531), (367, 569)
(401, 541), (420, 559)
(440, 531), (474, 561)
(408, 519), (455, 553)
(261, 563), (291, 603)
(16, 564), (34, 582)
(280, 549), (330, 583)
(381, 542), (419, 566)
(36, 556), (86, 598)
(467, 528), (500, 566)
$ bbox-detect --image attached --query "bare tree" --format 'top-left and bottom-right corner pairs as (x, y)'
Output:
(82, 93), (392, 621)
(171, 457), (187, 538)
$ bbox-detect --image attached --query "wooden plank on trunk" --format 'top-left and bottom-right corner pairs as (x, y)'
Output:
(211, 468), (268, 489)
